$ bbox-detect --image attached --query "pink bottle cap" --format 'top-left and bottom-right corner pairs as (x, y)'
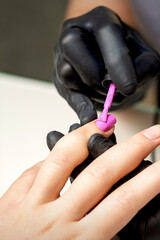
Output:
(96, 114), (116, 131)
(96, 83), (117, 131)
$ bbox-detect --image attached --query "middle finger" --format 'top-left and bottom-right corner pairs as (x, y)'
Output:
(28, 121), (114, 205)
(60, 125), (160, 220)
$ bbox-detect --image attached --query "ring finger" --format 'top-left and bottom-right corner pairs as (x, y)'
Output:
(60, 125), (160, 220)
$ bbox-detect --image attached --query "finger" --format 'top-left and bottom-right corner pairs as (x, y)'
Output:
(55, 45), (106, 97)
(110, 160), (152, 193)
(59, 27), (107, 94)
(81, 161), (160, 240)
(47, 124), (81, 152)
(135, 52), (160, 84)
(55, 50), (82, 91)
(68, 123), (81, 133)
(1, 161), (43, 206)
(54, 73), (97, 125)
(113, 161), (157, 240)
(108, 133), (117, 144)
(70, 133), (116, 183)
(88, 133), (115, 159)
(47, 124), (81, 184)
(60, 125), (160, 220)
(55, 48), (107, 103)
(47, 131), (64, 151)
(47, 125), (80, 152)
(95, 20), (138, 95)
(28, 122), (115, 205)
(47, 123), (85, 184)
(70, 154), (94, 184)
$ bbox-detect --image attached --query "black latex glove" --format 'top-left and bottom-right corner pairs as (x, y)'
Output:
(54, 6), (160, 125)
(113, 160), (160, 240)
(47, 128), (160, 240)
(47, 123), (117, 183)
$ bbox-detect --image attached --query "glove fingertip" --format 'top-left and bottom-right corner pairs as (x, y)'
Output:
(47, 131), (64, 151)
(88, 133), (115, 158)
(80, 112), (97, 126)
(88, 133), (104, 147)
(119, 81), (137, 96)
(69, 123), (81, 133)
(108, 133), (117, 144)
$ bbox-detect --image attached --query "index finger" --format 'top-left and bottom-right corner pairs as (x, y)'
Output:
(54, 72), (97, 125)
(81, 161), (160, 240)
(95, 23), (138, 95)
(28, 121), (114, 205)
(60, 125), (160, 221)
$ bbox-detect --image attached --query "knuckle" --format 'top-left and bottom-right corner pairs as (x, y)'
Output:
(92, 6), (109, 16)
(92, 6), (118, 24)
(115, 187), (136, 212)
(94, 6), (106, 12)
(128, 135), (143, 153)
(62, 18), (75, 31)
(123, 82), (137, 95)
(152, 161), (160, 175)
(21, 168), (35, 179)
(20, 162), (42, 179)
(60, 28), (81, 52)
(86, 163), (109, 181)
(156, 160), (160, 168)
(57, 60), (73, 83)
(48, 150), (72, 169)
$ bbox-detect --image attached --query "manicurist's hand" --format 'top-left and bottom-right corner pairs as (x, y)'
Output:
(54, 6), (160, 125)
(0, 123), (160, 240)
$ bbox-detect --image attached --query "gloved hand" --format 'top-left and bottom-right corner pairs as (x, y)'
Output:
(47, 127), (160, 240)
(54, 6), (160, 125)
(47, 123), (117, 183)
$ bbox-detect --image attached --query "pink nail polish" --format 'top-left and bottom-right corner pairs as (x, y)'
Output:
(96, 83), (117, 131)
(96, 114), (116, 131)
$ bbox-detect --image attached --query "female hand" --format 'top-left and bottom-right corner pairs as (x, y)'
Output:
(47, 124), (160, 240)
(0, 122), (160, 240)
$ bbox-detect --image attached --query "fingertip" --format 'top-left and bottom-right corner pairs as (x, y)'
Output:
(88, 133), (105, 147)
(69, 123), (81, 133)
(108, 133), (117, 144)
(88, 133), (115, 158)
(121, 82), (137, 96)
(80, 112), (97, 126)
(135, 52), (160, 81)
(47, 131), (64, 151)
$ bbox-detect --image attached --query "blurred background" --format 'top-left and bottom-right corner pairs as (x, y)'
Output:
(0, 0), (68, 82)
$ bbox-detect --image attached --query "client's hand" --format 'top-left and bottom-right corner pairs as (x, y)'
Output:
(0, 122), (160, 240)
(47, 124), (160, 240)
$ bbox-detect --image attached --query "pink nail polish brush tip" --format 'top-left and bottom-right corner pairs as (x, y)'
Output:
(96, 83), (117, 131)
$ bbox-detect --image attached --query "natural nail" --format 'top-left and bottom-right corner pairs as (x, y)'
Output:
(142, 125), (160, 140)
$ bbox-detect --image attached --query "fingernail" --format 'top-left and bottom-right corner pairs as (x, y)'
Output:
(142, 125), (160, 140)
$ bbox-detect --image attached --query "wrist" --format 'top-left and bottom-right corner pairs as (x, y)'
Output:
(65, 0), (140, 31)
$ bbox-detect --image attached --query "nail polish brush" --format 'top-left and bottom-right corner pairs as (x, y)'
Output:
(96, 83), (117, 131)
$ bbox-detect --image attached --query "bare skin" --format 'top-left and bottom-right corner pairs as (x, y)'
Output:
(0, 122), (160, 239)
(65, 0), (139, 30)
